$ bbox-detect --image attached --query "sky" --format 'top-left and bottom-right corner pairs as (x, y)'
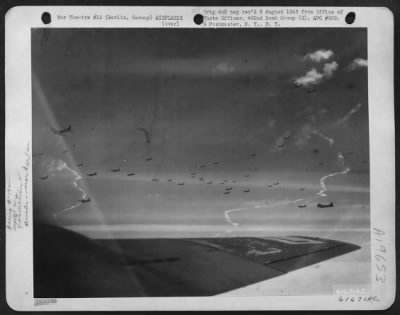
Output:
(31, 28), (369, 239)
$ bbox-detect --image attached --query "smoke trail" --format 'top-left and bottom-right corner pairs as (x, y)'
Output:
(53, 161), (89, 218)
(312, 103), (362, 198)
(335, 103), (362, 127)
(313, 128), (351, 198)
(224, 207), (247, 228)
(316, 152), (350, 197)
(312, 129), (334, 146)
(216, 199), (302, 236)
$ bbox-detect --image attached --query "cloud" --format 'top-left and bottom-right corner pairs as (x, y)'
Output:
(294, 68), (324, 87)
(304, 49), (334, 62)
(323, 61), (338, 77)
(213, 62), (235, 74)
(348, 58), (368, 70)
(294, 61), (339, 87)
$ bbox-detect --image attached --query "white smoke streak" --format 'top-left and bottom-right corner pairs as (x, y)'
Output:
(312, 106), (362, 199)
(335, 103), (362, 127)
(312, 129), (334, 146)
(224, 207), (247, 227)
(317, 152), (351, 197)
(312, 129), (350, 198)
(313, 105), (362, 199)
(314, 103), (361, 197)
(217, 199), (302, 236)
(337, 152), (346, 168)
(295, 125), (334, 148)
(53, 161), (89, 218)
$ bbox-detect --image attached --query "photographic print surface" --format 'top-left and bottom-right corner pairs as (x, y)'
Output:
(31, 28), (370, 298)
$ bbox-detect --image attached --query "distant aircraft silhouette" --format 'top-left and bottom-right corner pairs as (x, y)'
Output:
(77, 163), (83, 167)
(267, 185), (273, 187)
(127, 173), (135, 176)
(317, 202), (334, 208)
(62, 150), (68, 154)
(307, 88), (316, 94)
(213, 162), (220, 165)
(207, 182), (213, 184)
(298, 204), (307, 208)
(245, 175), (250, 178)
(249, 153), (256, 157)
(225, 187), (232, 191)
(111, 168), (120, 172)
(243, 189), (250, 193)
(177, 182), (184, 186)
(51, 125), (71, 136)
(273, 182), (279, 185)
(146, 158), (153, 162)
(299, 188), (305, 191)
(224, 191), (231, 195)
(313, 149), (319, 154)
(152, 178), (160, 182)
(40, 175), (48, 180)
(87, 172), (97, 176)
(200, 165), (206, 168)
(167, 179), (173, 182)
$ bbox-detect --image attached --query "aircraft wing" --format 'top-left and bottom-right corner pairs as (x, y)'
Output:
(34, 224), (360, 298)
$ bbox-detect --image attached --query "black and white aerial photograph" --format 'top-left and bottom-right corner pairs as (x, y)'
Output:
(32, 28), (370, 298)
